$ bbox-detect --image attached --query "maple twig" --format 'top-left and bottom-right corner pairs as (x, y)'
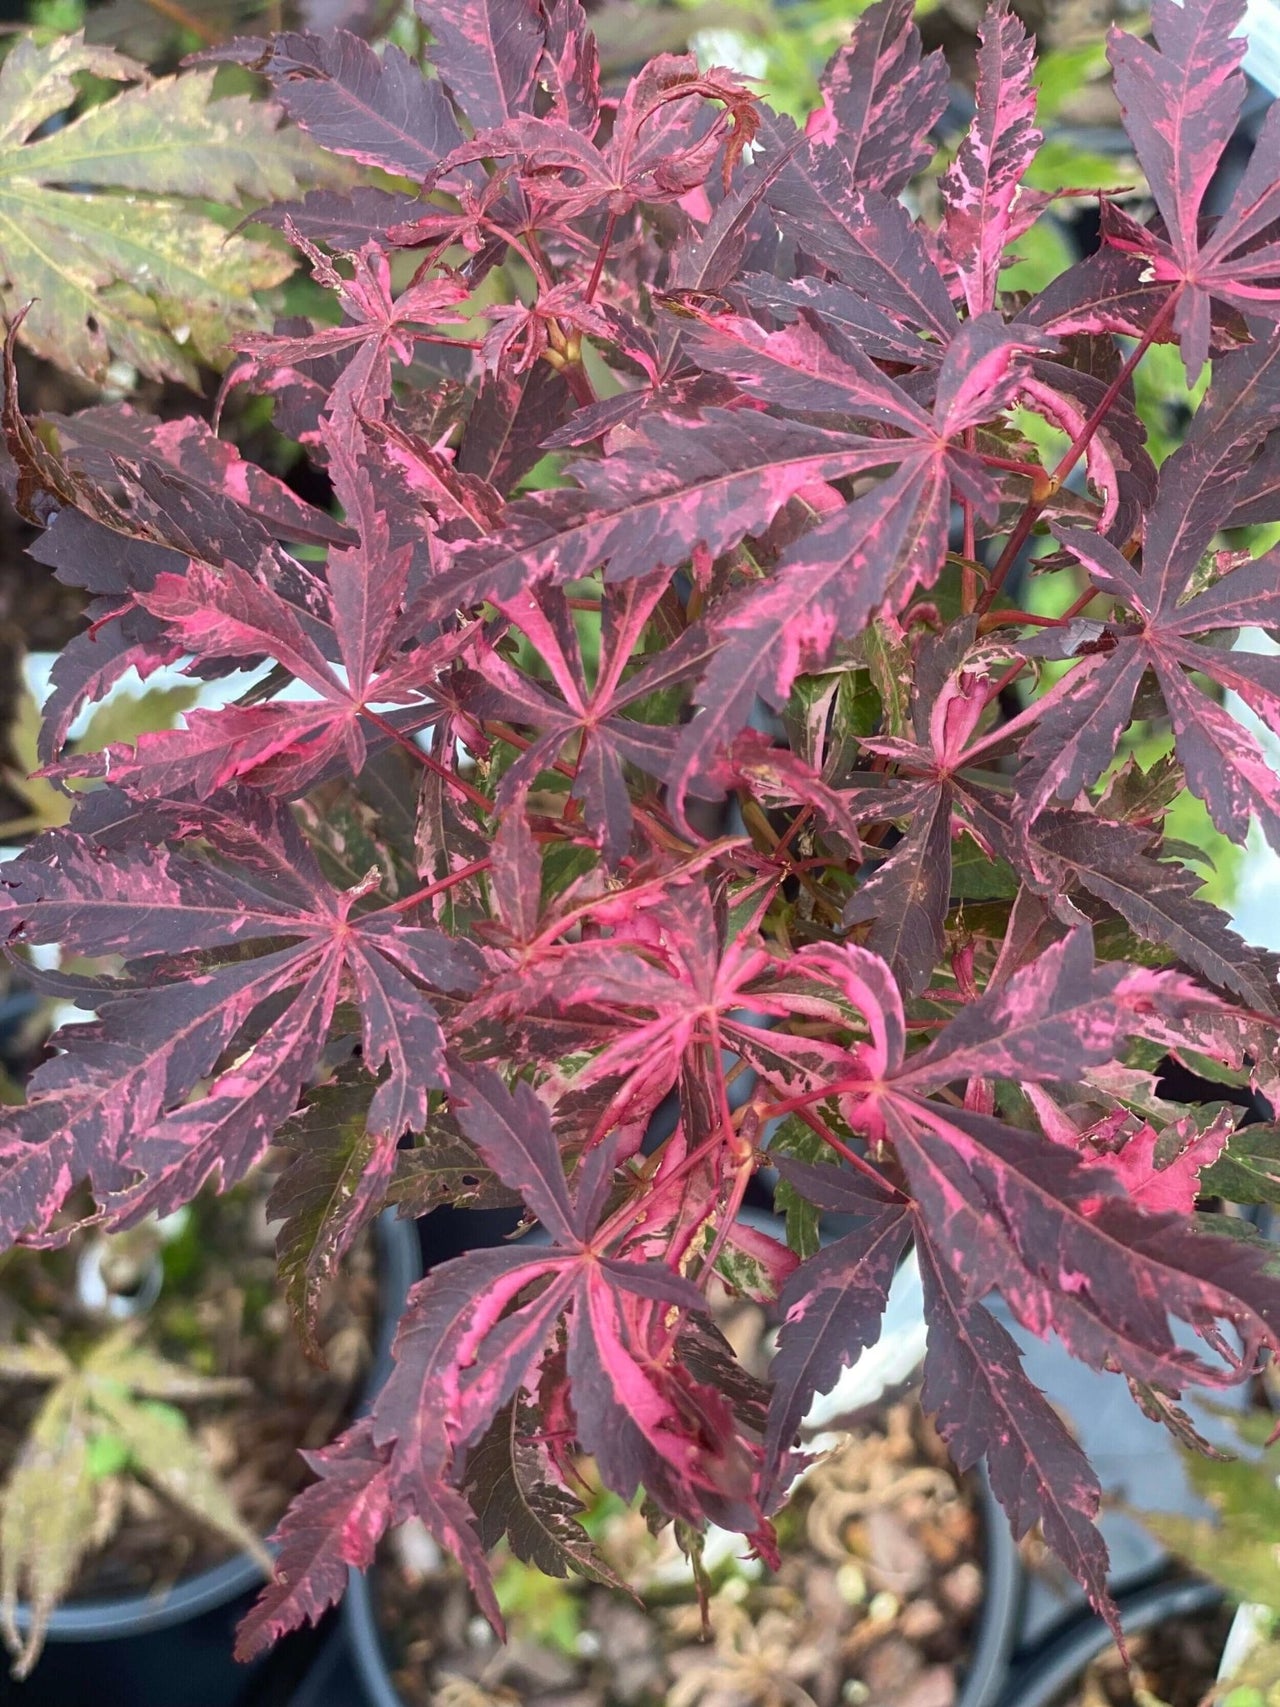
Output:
(584, 213), (618, 305)
(359, 706), (493, 813)
(139, 0), (221, 44)
(961, 429), (978, 612)
(969, 581), (1109, 728)
(377, 859), (493, 915)
(976, 289), (1179, 615)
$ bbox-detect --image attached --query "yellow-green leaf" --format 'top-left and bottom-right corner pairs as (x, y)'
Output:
(0, 1383), (96, 1680)
(88, 1385), (270, 1575)
(0, 30), (346, 383)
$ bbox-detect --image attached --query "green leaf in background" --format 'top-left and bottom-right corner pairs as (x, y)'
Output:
(0, 1321), (261, 1679)
(768, 1114), (830, 1260)
(1201, 1127), (1280, 1209)
(1138, 1442), (1280, 1613)
(0, 1381), (95, 1680)
(0, 677), (199, 840)
(0, 31), (346, 384)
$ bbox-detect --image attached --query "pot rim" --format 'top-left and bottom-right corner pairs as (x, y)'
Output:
(995, 1576), (1225, 1707)
(342, 1420), (1025, 1707)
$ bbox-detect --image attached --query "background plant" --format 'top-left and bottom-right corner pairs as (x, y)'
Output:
(2, 0), (1280, 1668)
(0, 27), (349, 385)
(0, 1301), (269, 1678)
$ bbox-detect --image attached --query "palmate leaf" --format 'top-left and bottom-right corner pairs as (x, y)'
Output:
(762, 930), (1280, 1634)
(0, 790), (479, 1241)
(42, 436), (467, 800)
(665, 315), (1040, 803)
(241, 1067), (757, 1650)
(418, 55), (759, 227)
(1013, 329), (1280, 851)
(1106, 0), (1280, 382)
(0, 32), (343, 384)
(0, 1324), (264, 1678)
(459, 578), (716, 863)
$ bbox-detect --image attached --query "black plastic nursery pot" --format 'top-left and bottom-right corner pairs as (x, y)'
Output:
(0, 1210), (421, 1707)
(995, 1577), (1228, 1707)
(339, 1447), (1022, 1707)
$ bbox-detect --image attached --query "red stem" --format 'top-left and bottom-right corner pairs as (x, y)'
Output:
(961, 429), (977, 613)
(784, 1104), (905, 1196)
(360, 705), (492, 813)
(976, 291), (1179, 616)
(378, 857), (492, 915)
(584, 213), (618, 306)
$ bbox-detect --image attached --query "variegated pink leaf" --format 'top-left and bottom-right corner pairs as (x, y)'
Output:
(940, 1), (1041, 316)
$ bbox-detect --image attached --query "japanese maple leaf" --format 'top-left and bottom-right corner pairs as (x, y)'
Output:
(765, 928), (1280, 1634)
(479, 879), (860, 1148)
(410, 54), (759, 231)
(207, 28), (466, 181)
(423, 402), (940, 618)
(239, 1065), (769, 1651)
(1105, 0), (1280, 381)
(1084, 1107), (1235, 1216)
(937, 0), (1042, 317)
(668, 314), (1042, 804)
(706, 626), (1003, 1000)
(228, 227), (469, 428)
(51, 441), (464, 801)
(40, 405), (353, 549)
(751, 0), (948, 237)
(419, 0), (547, 132)
(764, 1156), (911, 1476)
(457, 577), (715, 862)
(1016, 336), (1280, 854)
(710, 612), (1276, 1010)
(711, 0), (1149, 515)
(0, 789), (479, 1242)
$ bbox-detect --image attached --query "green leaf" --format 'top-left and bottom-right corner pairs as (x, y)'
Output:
(0, 1340), (72, 1383)
(950, 834), (1019, 902)
(387, 1121), (523, 1218)
(767, 1114), (829, 1260)
(465, 1404), (625, 1588)
(0, 680), (199, 839)
(862, 618), (911, 741)
(1201, 1126), (1280, 1207)
(267, 1076), (392, 1363)
(88, 1382), (271, 1574)
(83, 1326), (247, 1403)
(0, 1316), (261, 1675)
(0, 31), (345, 383)
(85, 1432), (130, 1480)
(0, 1382), (95, 1680)
(1136, 1421), (1280, 1611)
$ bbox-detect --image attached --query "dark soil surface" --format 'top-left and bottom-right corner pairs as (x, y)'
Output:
(0, 1171), (377, 1602)
(374, 1400), (986, 1707)
(1060, 1603), (1234, 1707)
